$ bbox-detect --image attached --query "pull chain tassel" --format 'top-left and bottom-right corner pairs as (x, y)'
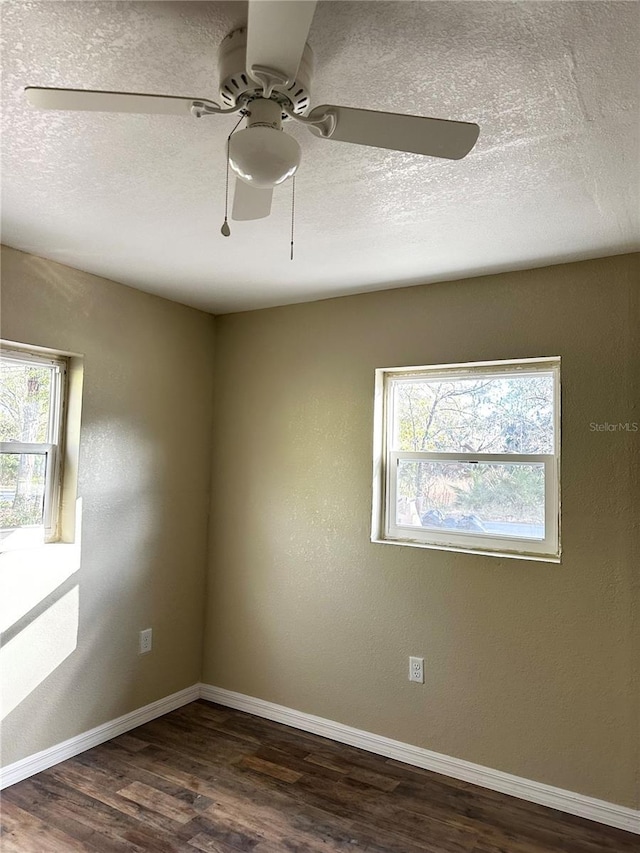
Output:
(221, 114), (245, 237)
(290, 176), (296, 260)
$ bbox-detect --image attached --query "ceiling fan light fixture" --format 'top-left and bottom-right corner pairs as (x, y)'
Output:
(229, 126), (301, 189)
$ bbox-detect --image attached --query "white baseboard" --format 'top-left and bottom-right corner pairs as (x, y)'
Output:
(200, 684), (640, 835)
(3, 682), (638, 835)
(0, 683), (199, 790)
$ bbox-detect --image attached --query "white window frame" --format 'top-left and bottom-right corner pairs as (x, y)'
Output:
(372, 357), (561, 562)
(0, 347), (67, 544)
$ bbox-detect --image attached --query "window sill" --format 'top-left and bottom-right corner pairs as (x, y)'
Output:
(371, 536), (561, 563)
(0, 542), (81, 634)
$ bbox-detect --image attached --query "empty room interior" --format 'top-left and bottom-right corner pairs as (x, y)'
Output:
(0, 1), (638, 851)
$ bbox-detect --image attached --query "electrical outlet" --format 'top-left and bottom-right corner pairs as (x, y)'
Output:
(409, 656), (424, 683)
(139, 628), (152, 654)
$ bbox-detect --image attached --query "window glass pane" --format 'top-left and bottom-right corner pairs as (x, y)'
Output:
(395, 459), (545, 540)
(392, 373), (554, 454)
(0, 358), (56, 443)
(0, 452), (46, 528)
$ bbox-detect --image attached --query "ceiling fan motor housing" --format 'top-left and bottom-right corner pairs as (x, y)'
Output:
(218, 28), (314, 116)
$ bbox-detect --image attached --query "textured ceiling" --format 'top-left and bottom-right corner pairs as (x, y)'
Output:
(2, 1), (639, 314)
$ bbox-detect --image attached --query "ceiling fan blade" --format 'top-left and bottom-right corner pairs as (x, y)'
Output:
(307, 104), (480, 160)
(25, 87), (220, 115)
(246, 0), (316, 84)
(232, 179), (273, 221)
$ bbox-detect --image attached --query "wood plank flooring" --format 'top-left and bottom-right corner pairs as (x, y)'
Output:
(1, 699), (637, 852)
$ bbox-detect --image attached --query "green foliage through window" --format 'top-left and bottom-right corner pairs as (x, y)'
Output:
(1, 356), (58, 531)
(386, 366), (558, 548)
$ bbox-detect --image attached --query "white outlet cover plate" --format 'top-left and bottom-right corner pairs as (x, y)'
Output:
(409, 656), (424, 683)
(139, 628), (152, 654)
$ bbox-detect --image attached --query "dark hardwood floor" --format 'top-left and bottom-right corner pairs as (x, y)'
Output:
(1, 699), (637, 852)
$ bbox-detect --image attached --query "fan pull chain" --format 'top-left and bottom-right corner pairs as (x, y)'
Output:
(290, 176), (296, 261)
(221, 114), (245, 237)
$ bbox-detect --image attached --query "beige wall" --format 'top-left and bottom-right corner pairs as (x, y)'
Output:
(203, 253), (639, 809)
(0, 246), (215, 765)
(2, 246), (637, 809)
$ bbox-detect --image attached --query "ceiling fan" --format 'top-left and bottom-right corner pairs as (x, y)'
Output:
(25, 0), (480, 225)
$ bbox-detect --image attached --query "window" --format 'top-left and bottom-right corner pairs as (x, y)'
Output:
(1, 347), (68, 548)
(372, 357), (560, 560)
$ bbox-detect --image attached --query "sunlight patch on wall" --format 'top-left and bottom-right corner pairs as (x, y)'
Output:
(0, 544), (80, 634)
(0, 584), (79, 719)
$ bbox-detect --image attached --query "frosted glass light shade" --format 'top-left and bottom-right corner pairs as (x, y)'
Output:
(229, 126), (301, 189)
